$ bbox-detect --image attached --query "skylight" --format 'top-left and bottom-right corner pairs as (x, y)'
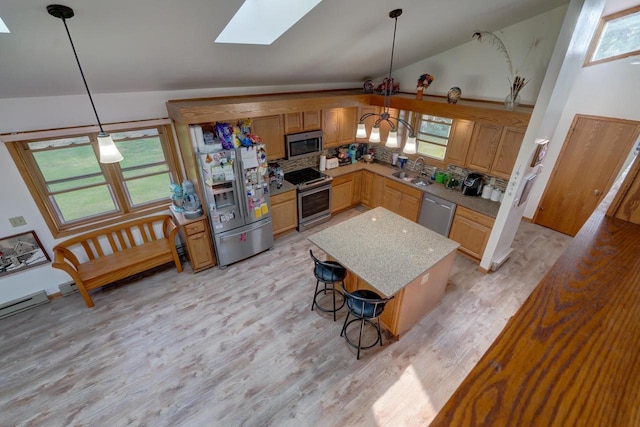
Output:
(215, 0), (322, 45)
(0, 17), (10, 33)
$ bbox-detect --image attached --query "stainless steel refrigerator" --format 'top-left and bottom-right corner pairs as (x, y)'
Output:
(197, 144), (273, 267)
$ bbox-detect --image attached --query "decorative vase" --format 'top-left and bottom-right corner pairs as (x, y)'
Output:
(504, 93), (521, 111)
(416, 86), (424, 100)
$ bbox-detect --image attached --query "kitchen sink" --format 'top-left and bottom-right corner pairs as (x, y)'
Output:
(410, 177), (430, 187)
(392, 171), (431, 187)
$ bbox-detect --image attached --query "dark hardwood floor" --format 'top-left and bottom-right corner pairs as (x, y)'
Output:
(0, 207), (571, 426)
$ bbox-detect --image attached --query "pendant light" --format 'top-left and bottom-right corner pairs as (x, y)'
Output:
(47, 4), (123, 163)
(356, 9), (417, 153)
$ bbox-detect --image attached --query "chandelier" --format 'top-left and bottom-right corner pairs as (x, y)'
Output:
(48, 4), (124, 163)
(355, 8), (417, 154)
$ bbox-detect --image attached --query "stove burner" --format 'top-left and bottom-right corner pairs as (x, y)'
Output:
(284, 168), (327, 186)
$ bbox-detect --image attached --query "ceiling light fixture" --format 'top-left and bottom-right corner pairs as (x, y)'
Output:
(356, 8), (417, 154)
(47, 4), (123, 163)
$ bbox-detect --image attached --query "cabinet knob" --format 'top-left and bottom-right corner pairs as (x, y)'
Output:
(594, 189), (601, 196)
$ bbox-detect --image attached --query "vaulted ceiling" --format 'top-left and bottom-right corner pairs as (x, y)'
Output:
(0, 0), (568, 99)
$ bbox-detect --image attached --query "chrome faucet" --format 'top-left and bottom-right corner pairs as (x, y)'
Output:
(413, 157), (426, 175)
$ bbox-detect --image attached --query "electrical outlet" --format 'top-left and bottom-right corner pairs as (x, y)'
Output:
(9, 216), (26, 227)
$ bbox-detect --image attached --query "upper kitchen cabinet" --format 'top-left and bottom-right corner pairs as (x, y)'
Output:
(323, 107), (358, 149)
(466, 123), (503, 173)
(491, 127), (525, 179)
(252, 115), (285, 161)
(444, 119), (475, 167)
(284, 111), (322, 134)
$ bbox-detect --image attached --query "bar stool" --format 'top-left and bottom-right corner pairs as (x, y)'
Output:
(340, 283), (394, 359)
(310, 249), (346, 321)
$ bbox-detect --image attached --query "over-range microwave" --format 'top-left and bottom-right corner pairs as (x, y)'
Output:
(285, 130), (323, 160)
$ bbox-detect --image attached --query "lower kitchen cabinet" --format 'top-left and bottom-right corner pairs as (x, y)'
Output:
(270, 189), (297, 236)
(351, 171), (362, 205)
(381, 178), (422, 222)
(331, 172), (360, 214)
(361, 170), (384, 208)
(171, 209), (216, 272)
(448, 205), (495, 261)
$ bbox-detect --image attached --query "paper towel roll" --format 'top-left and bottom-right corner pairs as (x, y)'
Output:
(319, 155), (326, 171)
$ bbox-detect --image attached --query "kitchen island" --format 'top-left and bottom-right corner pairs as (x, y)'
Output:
(308, 207), (459, 339)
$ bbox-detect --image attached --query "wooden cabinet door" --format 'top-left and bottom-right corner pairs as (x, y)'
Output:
(398, 191), (421, 222)
(322, 109), (340, 148)
(303, 110), (322, 130)
(339, 107), (358, 145)
(491, 127), (525, 179)
(445, 119), (474, 167)
(449, 206), (494, 261)
(284, 113), (303, 134)
(271, 190), (297, 236)
(361, 171), (374, 207)
(188, 230), (215, 271)
(351, 171), (362, 205)
(253, 115), (284, 161)
(466, 123), (503, 172)
(331, 174), (354, 213)
(382, 185), (402, 215)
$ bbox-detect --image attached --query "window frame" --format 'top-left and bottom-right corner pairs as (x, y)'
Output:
(414, 113), (453, 162)
(584, 5), (640, 67)
(5, 120), (183, 238)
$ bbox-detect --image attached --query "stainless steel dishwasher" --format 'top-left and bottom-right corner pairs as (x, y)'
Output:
(418, 193), (457, 236)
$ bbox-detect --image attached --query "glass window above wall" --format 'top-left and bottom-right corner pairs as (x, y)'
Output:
(416, 115), (453, 160)
(6, 122), (181, 237)
(586, 5), (640, 66)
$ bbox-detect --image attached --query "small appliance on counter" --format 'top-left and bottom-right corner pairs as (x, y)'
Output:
(325, 157), (339, 169)
(462, 173), (483, 196)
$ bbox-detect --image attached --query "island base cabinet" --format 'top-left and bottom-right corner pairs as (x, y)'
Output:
(449, 206), (495, 261)
(342, 251), (456, 339)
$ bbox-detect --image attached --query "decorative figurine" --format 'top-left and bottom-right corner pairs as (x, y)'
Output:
(363, 79), (374, 94)
(416, 74), (434, 100)
(447, 87), (462, 104)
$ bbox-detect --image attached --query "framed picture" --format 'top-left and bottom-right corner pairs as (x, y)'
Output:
(531, 139), (549, 167)
(0, 231), (50, 277)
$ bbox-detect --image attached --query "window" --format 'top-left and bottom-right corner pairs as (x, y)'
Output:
(6, 122), (182, 237)
(415, 114), (453, 160)
(585, 5), (640, 66)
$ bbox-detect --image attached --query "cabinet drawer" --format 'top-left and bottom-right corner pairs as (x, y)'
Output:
(332, 174), (353, 186)
(184, 220), (206, 235)
(384, 178), (423, 199)
(271, 189), (296, 204)
(455, 205), (495, 228)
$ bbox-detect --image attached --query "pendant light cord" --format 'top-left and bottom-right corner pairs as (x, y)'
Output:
(384, 15), (399, 113)
(60, 17), (105, 133)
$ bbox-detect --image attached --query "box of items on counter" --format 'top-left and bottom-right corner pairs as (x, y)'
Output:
(323, 144), (370, 169)
(268, 162), (285, 188)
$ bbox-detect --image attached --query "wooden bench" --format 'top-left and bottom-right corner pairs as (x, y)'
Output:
(52, 215), (183, 307)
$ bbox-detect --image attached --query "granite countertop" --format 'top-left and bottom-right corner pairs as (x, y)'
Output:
(269, 180), (296, 196)
(322, 161), (501, 218)
(308, 207), (459, 297)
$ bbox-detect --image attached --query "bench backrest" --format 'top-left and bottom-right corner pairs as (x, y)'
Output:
(54, 215), (175, 264)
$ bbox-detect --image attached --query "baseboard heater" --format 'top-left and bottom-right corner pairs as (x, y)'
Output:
(0, 291), (50, 319)
(490, 248), (513, 272)
(59, 282), (79, 296)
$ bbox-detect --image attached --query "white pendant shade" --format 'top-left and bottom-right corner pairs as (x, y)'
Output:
(369, 126), (381, 143)
(356, 123), (367, 138)
(98, 132), (124, 163)
(385, 130), (399, 148)
(402, 136), (417, 154)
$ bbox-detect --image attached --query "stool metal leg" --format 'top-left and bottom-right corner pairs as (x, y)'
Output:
(311, 279), (320, 311)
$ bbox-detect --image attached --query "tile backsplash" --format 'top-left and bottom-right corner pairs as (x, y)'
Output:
(272, 143), (508, 191)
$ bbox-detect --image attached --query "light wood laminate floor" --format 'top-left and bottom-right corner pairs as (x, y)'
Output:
(0, 207), (571, 426)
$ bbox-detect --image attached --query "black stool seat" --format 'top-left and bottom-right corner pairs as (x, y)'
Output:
(310, 250), (347, 321)
(340, 284), (393, 359)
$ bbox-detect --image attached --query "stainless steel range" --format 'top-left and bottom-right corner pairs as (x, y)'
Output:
(284, 168), (333, 231)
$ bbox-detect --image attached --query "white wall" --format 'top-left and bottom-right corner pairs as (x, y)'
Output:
(390, 6), (568, 105)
